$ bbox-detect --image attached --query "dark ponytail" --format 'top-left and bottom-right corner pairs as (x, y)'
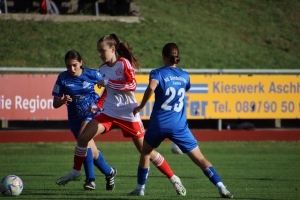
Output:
(98, 34), (140, 70)
(162, 43), (181, 65)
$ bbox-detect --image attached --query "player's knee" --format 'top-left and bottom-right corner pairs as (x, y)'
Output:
(77, 134), (89, 146)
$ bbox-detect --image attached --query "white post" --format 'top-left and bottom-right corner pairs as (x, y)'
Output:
(2, 119), (8, 128)
(95, 2), (99, 16)
(218, 119), (222, 131)
(275, 119), (281, 128)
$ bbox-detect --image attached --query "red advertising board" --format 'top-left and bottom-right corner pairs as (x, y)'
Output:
(0, 74), (67, 120)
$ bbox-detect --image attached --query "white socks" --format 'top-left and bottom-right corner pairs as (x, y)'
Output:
(169, 175), (179, 184)
(216, 182), (225, 189)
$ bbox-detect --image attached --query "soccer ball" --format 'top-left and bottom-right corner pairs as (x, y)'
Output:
(171, 142), (183, 154)
(0, 175), (23, 196)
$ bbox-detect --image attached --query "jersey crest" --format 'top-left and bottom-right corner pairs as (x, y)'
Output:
(82, 81), (90, 89)
(115, 68), (122, 76)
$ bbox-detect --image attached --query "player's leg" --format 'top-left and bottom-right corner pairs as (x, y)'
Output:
(89, 139), (117, 190)
(78, 121), (96, 190)
(147, 125), (186, 196)
(128, 139), (152, 196)
(116, 119), (176, 179)
(56, 119), (105, 186)
(75, 118), (105, 169)
(185, 139), (233, 198)
(83, 143), (96, 190)
(128, 125), (186, 196)
(58, 121), (96, 188)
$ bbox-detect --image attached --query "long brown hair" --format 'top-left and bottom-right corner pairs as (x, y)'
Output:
(97, 34), (140, 70)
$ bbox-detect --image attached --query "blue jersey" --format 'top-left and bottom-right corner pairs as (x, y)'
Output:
(52, 68), (102, 122)
(149, 66), (191, 130)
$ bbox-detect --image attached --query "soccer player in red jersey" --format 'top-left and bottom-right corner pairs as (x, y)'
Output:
(56, 34), (186, 195)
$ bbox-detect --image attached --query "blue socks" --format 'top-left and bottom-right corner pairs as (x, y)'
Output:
(137, 166), (149, 185)
(93, 150), (112, 176)
(83, 148), (95, 180)
(204, 166), (222, 185)
(83, 149), (112, 178)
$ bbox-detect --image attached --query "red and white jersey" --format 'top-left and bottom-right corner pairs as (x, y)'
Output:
(96, 57), (140, 122)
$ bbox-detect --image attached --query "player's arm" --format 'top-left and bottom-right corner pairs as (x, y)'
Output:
(133, 79), (158, 116)
(53, 95), (72, 108)
(52, 75), (72, 108)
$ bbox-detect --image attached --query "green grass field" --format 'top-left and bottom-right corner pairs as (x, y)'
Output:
(0, 142), (299, 199)
(1, 0), (300, 69)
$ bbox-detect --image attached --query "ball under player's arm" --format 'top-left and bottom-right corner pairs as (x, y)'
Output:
(133, 79), (158, 116)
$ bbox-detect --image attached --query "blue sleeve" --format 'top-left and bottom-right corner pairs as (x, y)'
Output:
(88, 69), (102, 84)
(149, 69), (160, 83)
(52, 74), (64, 97)
(95, 70), (103, 82)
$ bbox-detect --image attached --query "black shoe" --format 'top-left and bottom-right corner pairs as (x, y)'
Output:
(105, 168), (117, 190)
(83, 179), (96, 190)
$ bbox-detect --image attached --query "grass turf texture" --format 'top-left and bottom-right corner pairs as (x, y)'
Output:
(1, 0), (300, 70)
(0, 142), (299, 199)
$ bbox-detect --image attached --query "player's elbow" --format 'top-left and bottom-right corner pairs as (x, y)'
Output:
(52, 103), (60, 109)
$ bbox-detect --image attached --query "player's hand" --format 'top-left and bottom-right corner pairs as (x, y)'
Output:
(88, 105), (102, 114)
(64, 95), (72, 105)
(89, 105), (99, 114)
(97, 80), (105, 88)
(89, 106), (95, 114)
(133, 106), (142, 116)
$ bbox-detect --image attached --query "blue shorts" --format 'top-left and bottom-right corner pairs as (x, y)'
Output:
(144, 125), (198, 153)
(69, 110), (101, 139)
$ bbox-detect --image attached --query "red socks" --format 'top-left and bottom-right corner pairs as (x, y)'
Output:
(73, 145), (87, 171)
(151, 153), (174, 178)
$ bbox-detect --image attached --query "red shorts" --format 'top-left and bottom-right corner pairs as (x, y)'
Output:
(93, 113), (145, 138)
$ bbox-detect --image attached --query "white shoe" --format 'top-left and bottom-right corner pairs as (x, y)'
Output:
(172, 175), (186, 196)
(219, 186), (233, 198)
(128, 188), (145, 196)
(56, 171), (81, 186)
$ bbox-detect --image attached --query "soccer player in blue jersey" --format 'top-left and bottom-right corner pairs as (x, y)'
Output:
(129, 43), (233, 198)
(52, 50), (116, 190)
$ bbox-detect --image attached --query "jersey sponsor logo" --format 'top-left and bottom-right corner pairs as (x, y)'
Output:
(82, 81), (91, 89)
(115, 68), (122, 76)
(66, 84), (74, 87)
(53, 84), (60, 93)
